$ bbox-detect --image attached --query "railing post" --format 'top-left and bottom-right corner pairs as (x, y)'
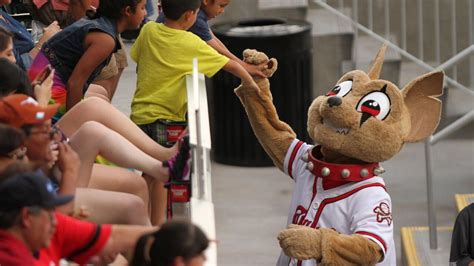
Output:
(469, 0), (474, 89)
(424, 139), (438, 249)
(401, 0), (407, 50)
(368, 0), (373, 31)
(434, 0), (440, 65)
(384, 0), (390, 39)
(451, 0), (457, 80)
(418, 0), (424, 60)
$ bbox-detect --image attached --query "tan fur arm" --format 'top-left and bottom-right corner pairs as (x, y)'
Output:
(278, 226), (382, 265)
(235, 79), (295, 170)
(320, 228), (382, 266)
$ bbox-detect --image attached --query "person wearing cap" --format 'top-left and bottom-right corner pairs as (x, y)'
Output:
(0, 167), (158, 265)
(0, 171), (73, 265)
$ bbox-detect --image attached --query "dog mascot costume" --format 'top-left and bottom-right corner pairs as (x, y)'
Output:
(235, 44), (444, 265)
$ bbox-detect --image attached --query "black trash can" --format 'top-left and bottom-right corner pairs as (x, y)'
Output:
(211, 18), (312, 166)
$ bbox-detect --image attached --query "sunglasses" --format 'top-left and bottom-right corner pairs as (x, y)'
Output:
(24, 126), (69, 143)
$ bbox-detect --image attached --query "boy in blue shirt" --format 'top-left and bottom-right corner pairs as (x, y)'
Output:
(156, 0), (267, 78)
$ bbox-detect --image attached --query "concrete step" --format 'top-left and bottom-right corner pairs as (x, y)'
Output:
(305, 7), (355, 98)
(401, 226), (452, 266)
(306, 7), (353, 36)
(343, 35), (402, 86)
(455, 194), (474, 212)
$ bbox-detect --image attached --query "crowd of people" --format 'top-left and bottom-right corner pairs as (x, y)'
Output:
(0, 0), (258, 264)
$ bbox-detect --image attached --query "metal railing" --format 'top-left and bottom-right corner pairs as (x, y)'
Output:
(313, 0), (473, 249)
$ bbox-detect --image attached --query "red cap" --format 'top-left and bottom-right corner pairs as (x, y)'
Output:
(0, 94), (59, 128)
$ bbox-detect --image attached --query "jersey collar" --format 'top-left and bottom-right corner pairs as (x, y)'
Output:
(308, 146), (382, 189)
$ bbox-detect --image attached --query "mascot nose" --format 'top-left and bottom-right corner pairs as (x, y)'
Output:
(327, 96), (342, 107)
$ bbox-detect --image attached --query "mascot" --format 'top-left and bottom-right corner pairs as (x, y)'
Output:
(235, 44), (444, 265)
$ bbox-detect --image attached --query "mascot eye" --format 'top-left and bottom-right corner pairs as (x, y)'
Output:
(356, 91), (391, 120)
(327, 80), (352, 97)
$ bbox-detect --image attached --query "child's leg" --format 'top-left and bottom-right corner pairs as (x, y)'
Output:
(138, 121), (185, 226)
(143, 174), (167, 226)
(56, 97), (178, 161)
(75, 188), (151, 225)
(68, 121), (170, 187)
(89, 164), (149, 208)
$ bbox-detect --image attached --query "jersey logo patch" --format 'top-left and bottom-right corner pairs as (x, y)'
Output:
(373, 202), (392, 226)
(292, 205), (308, 225)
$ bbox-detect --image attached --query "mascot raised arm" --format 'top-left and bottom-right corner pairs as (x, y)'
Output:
(235, 44), (443, 265)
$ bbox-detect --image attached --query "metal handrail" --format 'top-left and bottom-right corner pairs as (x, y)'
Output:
(313, 0), (473, 96)
(313, 0), (473, 250)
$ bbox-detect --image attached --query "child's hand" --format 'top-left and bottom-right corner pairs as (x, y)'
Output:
(56, 142), (80, 177)
(244, 62), (268, 79)
(33, 69), (54, 106)
(73, 205), (91, 220)
(42, 21), (61, 41)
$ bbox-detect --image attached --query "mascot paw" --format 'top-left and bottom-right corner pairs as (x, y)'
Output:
(277, 224), (322, 260)
(243, 49), (278, 78)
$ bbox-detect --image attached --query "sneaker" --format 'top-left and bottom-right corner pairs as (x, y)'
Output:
(163, 135), (191, 181)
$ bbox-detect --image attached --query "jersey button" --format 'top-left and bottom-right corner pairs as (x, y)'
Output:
(312, 202), (319, 210)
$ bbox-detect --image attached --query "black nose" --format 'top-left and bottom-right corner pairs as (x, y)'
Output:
(327, 96), (342, 107)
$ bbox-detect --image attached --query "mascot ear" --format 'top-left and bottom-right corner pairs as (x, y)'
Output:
(367, 43), (388, 80)
(402, 71), (444, 142)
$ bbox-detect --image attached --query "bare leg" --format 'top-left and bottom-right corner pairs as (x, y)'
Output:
(56, 97), (177, 161)
(89, 164), (149, 207)
(68, 121), (169, 187)
(144, 174), (167, 226)
(75, 188), (151, 225)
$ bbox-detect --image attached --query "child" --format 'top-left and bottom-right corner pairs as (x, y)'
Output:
(131, 220), (209, 266)
(0, 27), (15, 63)
(156, 0), (267, 78)
(131, 0), (258, 134)
(28, 0), (147, 114)
(131, 0), (259, 225)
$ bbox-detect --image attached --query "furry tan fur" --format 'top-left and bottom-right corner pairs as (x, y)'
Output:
(235, 44), (444, 265)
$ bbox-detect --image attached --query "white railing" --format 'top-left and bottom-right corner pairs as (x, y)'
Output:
(313, 0), (473, 249)
(186, 59), (217, 265)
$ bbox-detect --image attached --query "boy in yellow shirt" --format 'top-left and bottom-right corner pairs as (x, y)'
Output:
(130, 0), (259, 225)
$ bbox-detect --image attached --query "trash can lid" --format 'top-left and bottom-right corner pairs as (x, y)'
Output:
(212, 18), (311, 37)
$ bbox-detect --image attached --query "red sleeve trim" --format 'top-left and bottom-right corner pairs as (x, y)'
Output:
(69, 224), (112, 264)
(288, 141), (304, 179)
(356, 231), (387, 252)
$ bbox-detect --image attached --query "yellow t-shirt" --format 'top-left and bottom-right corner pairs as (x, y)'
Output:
(130, 22), (230, 124)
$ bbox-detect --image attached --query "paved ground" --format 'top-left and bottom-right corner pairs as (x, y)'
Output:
(113, 40), (473, 265)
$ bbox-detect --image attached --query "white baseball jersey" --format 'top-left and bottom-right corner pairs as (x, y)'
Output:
(276, 139), (396, 266)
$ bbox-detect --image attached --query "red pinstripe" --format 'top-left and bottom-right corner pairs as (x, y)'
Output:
(288, 141), (304, 179)
(356, 231), (388, 252)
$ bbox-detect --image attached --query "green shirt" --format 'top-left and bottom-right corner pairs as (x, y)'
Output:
(130, 22), (229, 124)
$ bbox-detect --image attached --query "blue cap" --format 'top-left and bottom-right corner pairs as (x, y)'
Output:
(0, 172), (73, 211)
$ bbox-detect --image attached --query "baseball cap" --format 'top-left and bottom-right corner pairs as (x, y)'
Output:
(0, 94), (59, 128)
(0, 172), (74, 212)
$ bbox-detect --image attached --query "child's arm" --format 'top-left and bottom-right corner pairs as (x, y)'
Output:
(66, 32), (115, 110)
(209, 31), (267, 78)
(222, 59), (259, 90)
